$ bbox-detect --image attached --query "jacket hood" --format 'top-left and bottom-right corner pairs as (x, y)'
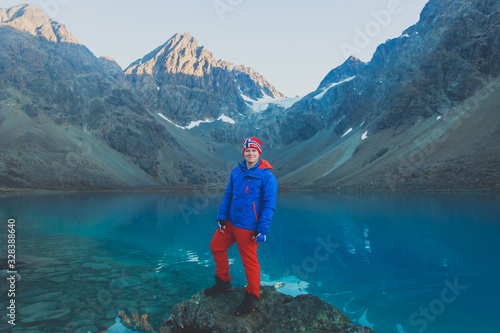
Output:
(258, 159), (273, 170)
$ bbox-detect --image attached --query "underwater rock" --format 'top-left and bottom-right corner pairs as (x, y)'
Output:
(20, 308), (71, 324)
(81, 262), (113, 271)
(18, 301), (59, 316)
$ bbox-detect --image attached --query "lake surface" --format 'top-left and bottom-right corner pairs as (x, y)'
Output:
(0, 191), (499, 333)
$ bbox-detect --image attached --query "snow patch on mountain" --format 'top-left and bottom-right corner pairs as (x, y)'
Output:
(186, 119), (212, 129)
(158, 113), (183, 128)
(242, 91), (301, 112)
(217, 115), (236, 124)
(158, 113), (235, 129)
(314, 76), (356, 100)
(341, 128), (353, 138)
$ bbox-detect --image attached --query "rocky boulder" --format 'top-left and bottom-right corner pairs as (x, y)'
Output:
(159, 286), (375, 333)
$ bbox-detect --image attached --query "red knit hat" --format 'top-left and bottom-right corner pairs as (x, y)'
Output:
(242, 137), (262, 155)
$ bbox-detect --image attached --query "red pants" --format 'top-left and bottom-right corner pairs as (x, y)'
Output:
(210, 220), (261, 298)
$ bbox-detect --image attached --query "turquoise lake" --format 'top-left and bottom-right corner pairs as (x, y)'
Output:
(0, 191), (499, 333)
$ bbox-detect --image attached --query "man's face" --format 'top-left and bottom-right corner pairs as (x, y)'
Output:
(244, 148), (260, 165)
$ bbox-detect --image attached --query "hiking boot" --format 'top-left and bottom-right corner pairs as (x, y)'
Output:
(233, 291), (260, 316)
(204, 275), (232, 295)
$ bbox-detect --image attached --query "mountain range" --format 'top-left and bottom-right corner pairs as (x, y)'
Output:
(0, 0), (498, 191)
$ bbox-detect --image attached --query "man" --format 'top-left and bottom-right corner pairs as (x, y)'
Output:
(205, 137), (278, 316)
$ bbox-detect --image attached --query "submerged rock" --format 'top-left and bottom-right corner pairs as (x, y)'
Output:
(20, 308), (71, 324)
(160, 286), (375, 333)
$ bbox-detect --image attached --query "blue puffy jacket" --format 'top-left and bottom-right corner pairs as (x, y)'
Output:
(217, 159), (278, 235)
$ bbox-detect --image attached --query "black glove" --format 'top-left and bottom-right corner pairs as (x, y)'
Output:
(216, 219), (226, 232)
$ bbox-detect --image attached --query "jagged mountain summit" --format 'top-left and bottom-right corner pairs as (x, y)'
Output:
(125, 33), (285, 128)
(231, 64), (285, 100)
(126, 33), (227, 77)
(0, 3), (79, 44)
(317, 56), (366, 91)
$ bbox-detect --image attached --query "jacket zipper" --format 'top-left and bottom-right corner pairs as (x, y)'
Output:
(253, 202), (259, 223)
(245, 179), (251, 194)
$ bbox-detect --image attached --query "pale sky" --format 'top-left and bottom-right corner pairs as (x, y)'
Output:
(1, 0), (429, 97)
